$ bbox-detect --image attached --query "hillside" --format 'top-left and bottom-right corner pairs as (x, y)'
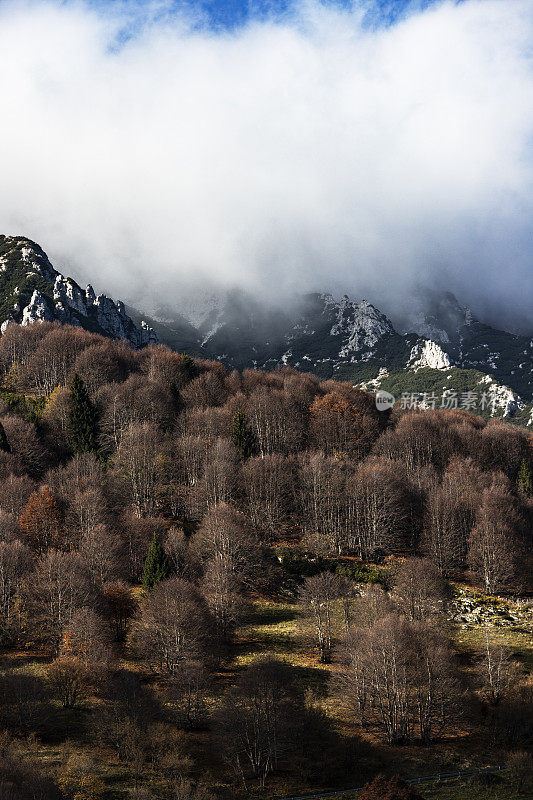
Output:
(0, 324), (530, 799)
(0, 235), (531, 425)
(137, 290), (533, 421)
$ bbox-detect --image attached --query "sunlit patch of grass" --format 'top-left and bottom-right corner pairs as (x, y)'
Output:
(420, 773), (521, 800)
(452, 622), (533, 672)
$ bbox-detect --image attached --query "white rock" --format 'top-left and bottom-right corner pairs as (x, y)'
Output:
(21, 290), (54, 325)
(53, 275), (88, 315)
(409, 340), (452, 370)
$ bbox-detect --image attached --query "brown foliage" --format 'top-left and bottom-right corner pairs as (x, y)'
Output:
(19, 486), (63, 554)
(310, 389), (379, 459)
(129, 577), (217, 673)
(358, 775), (426, 800)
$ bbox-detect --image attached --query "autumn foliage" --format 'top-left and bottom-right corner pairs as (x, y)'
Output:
(358, 775), (426, 800)
(0, 323), (529, 797)
(19, 486), (62, 553)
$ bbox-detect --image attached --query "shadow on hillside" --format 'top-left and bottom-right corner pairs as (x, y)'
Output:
(242, 605), (300, 626)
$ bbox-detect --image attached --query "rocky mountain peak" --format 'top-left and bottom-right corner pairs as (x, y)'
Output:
(325, 295), (395, 356)
(0, 235), (157, 348)
(408, 291), (474, 344)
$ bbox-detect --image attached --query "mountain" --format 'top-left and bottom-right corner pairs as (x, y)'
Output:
(0, 235), (530, 423)
(140, 289), (533, 423)
(0, 236), (157, 347)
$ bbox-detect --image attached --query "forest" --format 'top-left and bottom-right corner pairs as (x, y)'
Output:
(0, 321), (530, 800)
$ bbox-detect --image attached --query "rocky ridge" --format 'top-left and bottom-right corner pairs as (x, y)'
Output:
(136, 288), (532, 422)
(0, 236), (157, 347)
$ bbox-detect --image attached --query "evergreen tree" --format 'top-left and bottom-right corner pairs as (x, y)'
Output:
(181, 353), (197, 382)
(68, 373), (99, 454)
(517, 458), (533, 496)
(232, 410), (257, 458)
(142, 533), (169, 591)
(0, 420), (10, 453)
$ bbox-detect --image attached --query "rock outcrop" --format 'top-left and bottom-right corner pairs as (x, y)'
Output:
(0, 236), (157, 348)
(408, 339), (452, 370)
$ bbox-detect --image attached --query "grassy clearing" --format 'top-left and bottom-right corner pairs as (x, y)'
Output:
(235, 595), (531, 798)
(8, 589), (530, 798)
(453, 624), (533, 672)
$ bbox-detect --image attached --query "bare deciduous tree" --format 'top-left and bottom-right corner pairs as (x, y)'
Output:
(478, 628), (516, 706)
(393, 557), (448, 621)
(129, 578), (216, 674)
(468, 482), (524, 594)
(336, 614), (460, 743)
(216, 657), (304, 789)
(300, 572), (346, 662)
(114, 422), (162, 517)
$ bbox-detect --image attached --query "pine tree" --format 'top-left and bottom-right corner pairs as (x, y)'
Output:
(181, 353), (197, 381)
(0, 420), (10, 453)
(68, 373), (99, 454)
(142, 533), (169, 591)
(517, 458), (533, 496)
(232, 410), (257, 458)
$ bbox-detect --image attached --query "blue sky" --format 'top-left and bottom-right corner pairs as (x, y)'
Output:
(92, 0), (447, 35)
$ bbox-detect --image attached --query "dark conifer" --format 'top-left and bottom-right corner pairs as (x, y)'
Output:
(0, 420), (10, 453)
(232, 410), (257, 458)
(517, 457), (533, 496)
(142, 533), (170, 591)
(68, 373), (99, 454)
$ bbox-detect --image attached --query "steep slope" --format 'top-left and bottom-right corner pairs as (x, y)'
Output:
(404, 292), (533, 401)
(0, 236), (157, 347)
(0, 235), (529, 420)
(144, 289), (532, 420)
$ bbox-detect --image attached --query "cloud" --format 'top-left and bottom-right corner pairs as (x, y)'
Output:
(0, 0), (531, 331)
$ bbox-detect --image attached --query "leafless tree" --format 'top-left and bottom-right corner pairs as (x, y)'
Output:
(242, 454), (295, 541)
(60, 606), (114, 668)
(299, 452), (352, 555)
(47, 658), (90, 708)
(347, 458), (416, 559)
(73, 339), (136, 393)
(423, 457), (484, 573)
(192, 503), (265, 593)
(300, 572), (346, 662)
(0, 540), (31, 642)
(0, 474), (35, 516)
(478, 628), (516, 706)
(202, 557), (242, 639)
(202, 437), (238, 508)
(336, 614), (460, 743)
(1, 416), (47, 478)
(393, 557), (448, 621)
(166, 660), (212, 729)
(114, 422), (162, 517)
(25, 550), (97, 653)
(129, 578), (216, 674)
(216, 657), (304, 789)
(79, 524), (122, 585)
(468, 482), (524, 594)
(246, 386), (306, 456)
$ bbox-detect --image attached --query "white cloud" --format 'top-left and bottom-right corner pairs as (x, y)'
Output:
(0, 0), (531, 330)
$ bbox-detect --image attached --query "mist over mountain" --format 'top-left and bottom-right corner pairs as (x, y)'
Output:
(0, 0), (532, 334)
